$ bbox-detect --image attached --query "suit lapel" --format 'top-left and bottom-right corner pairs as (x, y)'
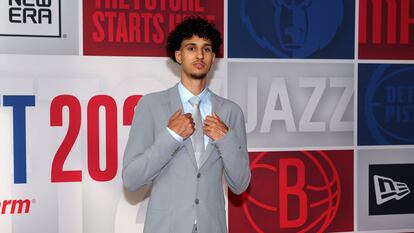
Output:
(168, 84), (198, 169)
(199, 91), (224, 169)
(168, 83), (182, 116)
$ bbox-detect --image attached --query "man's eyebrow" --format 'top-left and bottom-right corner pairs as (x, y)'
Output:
(183, 42), (213, 47)
(184, 42), (197, 47)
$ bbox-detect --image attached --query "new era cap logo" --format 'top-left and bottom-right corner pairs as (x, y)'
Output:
(0, 0), (61, 37)
(374, 175), (411, 205)
(369, 164), (414, 215)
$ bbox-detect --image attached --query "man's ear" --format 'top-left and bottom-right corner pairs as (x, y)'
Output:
(212, 52), (216, 63)
(175, 50), (182, 64)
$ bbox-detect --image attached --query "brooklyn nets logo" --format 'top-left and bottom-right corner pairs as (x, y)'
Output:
(229, 150), (354, 233)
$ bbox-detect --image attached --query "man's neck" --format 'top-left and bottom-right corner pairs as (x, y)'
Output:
(180, 77), (207, 96)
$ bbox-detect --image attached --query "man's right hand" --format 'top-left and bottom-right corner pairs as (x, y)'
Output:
(168, 109), (195, 139)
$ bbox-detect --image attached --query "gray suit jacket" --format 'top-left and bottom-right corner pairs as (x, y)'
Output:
(122, 83), (251, 233)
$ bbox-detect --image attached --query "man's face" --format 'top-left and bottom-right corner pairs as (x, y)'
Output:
(175, 35), (216, 80)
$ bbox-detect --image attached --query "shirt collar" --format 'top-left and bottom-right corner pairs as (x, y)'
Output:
(178, 82), (209, 104)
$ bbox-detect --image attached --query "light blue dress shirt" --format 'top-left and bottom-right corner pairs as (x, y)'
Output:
(167, 82), (212, 149)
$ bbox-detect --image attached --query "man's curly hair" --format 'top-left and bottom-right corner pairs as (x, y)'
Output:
(166, 16), (222, 63)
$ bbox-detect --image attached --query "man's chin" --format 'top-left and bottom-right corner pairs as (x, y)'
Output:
(190, 73), (207, 80)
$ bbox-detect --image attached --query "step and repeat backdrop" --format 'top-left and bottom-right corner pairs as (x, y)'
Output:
(0, 0), (413, 232)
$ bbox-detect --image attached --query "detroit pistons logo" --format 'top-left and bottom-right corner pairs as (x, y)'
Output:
(364, 64), (414, 144)
(229, 150), (354, 233)
(240, 0), (344, 58)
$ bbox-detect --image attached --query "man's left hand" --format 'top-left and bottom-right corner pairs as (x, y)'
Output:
(203, 113), (228, 141)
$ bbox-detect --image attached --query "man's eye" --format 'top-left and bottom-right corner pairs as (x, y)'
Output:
(187, 47), (195, 51)
(204, 47), (212, 52)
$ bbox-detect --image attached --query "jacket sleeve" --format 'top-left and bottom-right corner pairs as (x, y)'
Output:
(212, 105), (251, 195)
(122, 96), (182, 192)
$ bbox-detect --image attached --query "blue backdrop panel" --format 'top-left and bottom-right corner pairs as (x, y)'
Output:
(358, 64), (414, 145)
(228, 0), (355, 59)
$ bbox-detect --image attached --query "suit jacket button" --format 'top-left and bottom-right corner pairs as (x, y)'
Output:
(197, 173), (201, 178)
(195, 199), (199, 204)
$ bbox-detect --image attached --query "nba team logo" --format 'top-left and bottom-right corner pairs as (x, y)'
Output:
(359, 0), (414, 59)
(369, 164), (414, 215)
(227, 62), (354, 148)
(228, 0), (355, 58)
(0, 0), (61, 37)
(229, 150), (354, 233)
(358, 64), (414, 145)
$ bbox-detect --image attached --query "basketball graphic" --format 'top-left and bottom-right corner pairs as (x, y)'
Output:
(362, 64), (414, 145)
(229, 150), (354, 233)
(237, 0), (349, 58)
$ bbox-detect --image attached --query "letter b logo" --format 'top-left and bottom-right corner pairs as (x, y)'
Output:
(228, 150), (353, 233)
(279, 158), (308, 228)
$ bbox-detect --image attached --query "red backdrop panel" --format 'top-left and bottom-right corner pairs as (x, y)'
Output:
(83, 0), (224, 56)
(229, 150), (354, 233)
(358, 0), (414, 59)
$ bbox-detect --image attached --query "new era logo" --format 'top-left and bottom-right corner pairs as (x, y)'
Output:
(369, 164), (414, 215)
(0, 0), (61, 37)
(374, 175), (411, 205)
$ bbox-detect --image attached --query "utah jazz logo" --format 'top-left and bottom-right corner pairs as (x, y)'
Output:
(240, 0), (344, 58)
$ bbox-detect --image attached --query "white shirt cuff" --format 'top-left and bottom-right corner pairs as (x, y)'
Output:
(167, 127), (184, 143)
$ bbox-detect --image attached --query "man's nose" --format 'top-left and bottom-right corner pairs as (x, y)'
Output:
(196, 48), (204, 59)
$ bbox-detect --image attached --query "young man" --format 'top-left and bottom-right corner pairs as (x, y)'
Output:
(122, 16), (251, 233)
